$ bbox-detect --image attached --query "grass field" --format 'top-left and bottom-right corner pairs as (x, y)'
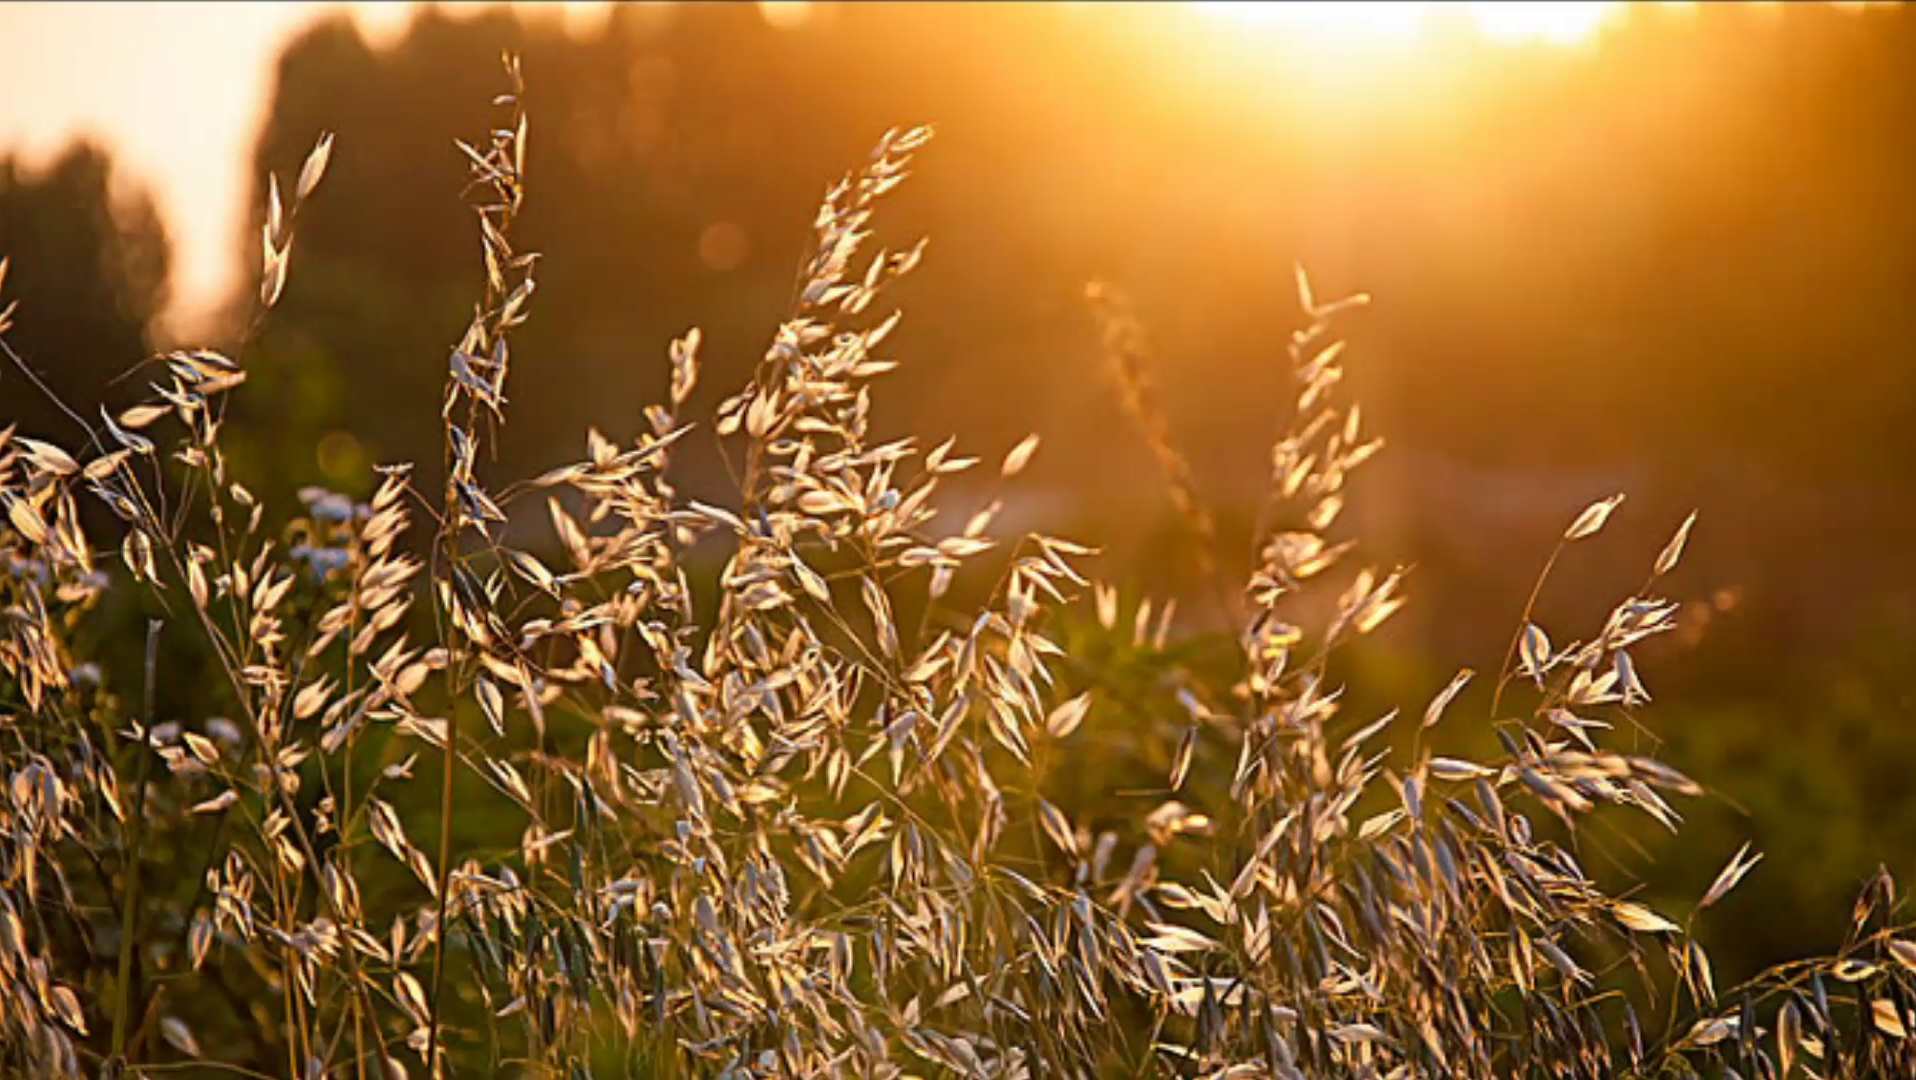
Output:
(4, 45), (1916, 1080)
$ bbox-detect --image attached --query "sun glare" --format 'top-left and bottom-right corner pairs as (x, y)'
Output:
(1193, 2), (1621, 46)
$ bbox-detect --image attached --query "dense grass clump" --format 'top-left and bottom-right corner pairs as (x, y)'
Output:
(3, 57), (1914, 1080)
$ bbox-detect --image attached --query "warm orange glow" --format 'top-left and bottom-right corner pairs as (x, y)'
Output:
(1192, 2), (1621, 46)
(0, 0), (1884, 339)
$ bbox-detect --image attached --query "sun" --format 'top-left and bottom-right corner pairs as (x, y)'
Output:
(1192, 2), (1621, 46)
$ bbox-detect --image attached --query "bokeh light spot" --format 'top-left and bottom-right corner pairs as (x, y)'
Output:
(316, 430), (365, 483)
(698, 221), (750, 272)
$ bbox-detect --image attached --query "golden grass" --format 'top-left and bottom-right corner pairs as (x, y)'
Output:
(0, 54), (1911, 1079)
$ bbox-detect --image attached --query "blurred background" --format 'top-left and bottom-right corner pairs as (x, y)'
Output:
(4, 0), (1916, 988)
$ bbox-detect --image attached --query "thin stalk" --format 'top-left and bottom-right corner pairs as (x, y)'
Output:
(429, 68), (528, 1073)
(426, 652), (459, 1070)
(109, 620), (163, 1063)
(1490, 538), (1567, 719)
(276, 860), (300, 1080)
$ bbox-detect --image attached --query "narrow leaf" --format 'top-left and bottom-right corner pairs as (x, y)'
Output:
(1565, 493), (1625, 541)
(1654, 511), (1698, 577)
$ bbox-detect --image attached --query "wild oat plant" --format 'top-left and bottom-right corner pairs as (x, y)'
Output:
(1, 57), (1913, 1080)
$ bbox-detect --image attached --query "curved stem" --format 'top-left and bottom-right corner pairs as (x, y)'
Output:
(1490, 538), (1567, 719)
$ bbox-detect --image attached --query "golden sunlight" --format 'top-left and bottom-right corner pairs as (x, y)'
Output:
(1192, 1), (1622, 46)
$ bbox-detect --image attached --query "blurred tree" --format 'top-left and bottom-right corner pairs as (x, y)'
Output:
(0, 141), (169, 440)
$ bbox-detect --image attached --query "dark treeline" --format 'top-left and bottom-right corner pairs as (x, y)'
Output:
(235, 2), (1916, 481)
